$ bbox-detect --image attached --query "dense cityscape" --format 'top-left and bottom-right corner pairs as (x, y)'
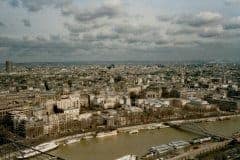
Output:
(1, 0), (240, 159)
(0, 61), (240, 160)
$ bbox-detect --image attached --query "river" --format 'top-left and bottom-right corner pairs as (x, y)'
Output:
(50, 117), (240, 160)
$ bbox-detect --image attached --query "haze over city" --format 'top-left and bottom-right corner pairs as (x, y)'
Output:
(0, 0), (240, 62)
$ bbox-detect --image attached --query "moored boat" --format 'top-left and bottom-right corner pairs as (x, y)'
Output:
(96, 130), (117, 138)
(168, 140), (190, 149)
(66, 138), (81, 145)
(191, 136), (211, 144)
(17, 142), (59, 159)
(116, 154), (137, 160)
(129, 130), (139, 134)
(232, 131), (240, 138)
(82, 135), (94, 140)
(148, 144), (174, 155)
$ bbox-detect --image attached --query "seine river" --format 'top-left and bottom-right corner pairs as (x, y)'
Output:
(51, 117), (240, 160)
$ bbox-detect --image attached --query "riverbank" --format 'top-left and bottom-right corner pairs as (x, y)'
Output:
(49, 114), (240, 147)
(169, 140), (231, 160)
(49, 115), (240, 160)
(1, 114), (240, 160)
(118, 114), (240, 133)
(168, 114), (240, 125)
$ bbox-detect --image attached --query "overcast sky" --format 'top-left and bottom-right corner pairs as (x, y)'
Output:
(0, 0), (240, 62)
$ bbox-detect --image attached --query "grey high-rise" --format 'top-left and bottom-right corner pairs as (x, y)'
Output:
(5, 60), (13, 73)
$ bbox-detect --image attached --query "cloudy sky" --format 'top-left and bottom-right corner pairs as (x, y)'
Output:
(0, 0), (240, 62)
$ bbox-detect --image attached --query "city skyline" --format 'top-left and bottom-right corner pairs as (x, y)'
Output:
(0, 0), (240, 62)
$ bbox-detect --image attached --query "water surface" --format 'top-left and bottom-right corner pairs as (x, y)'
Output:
(51, 117), (240, 160)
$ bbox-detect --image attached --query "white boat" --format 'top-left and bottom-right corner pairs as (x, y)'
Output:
(168, 140), (190, 149)
(82, 135), (94, 140)
(129, 130), (139, 134)
(96, 130), (117, 138)
(17, 142), (59, 159)
(191, 137), (211, 144)
(147, 126), (157, 130)
(116, 154), (137, 160)
(149, 144), (174, 155)
(66, 138), (80, 145)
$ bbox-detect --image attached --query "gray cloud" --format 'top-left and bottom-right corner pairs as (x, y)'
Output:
(0, 36), (71, 51)
(4, 0), (72, 12)
(0, 36), (78, 61)
(49, 34), (61, 41)
(225, 0), (240, 5)
(6, 0), (19, 7)
(64, 23), (90, 34)
(35, 36), (47, 42)
(77, 6), (119, 21)
(62, 1), (122, 22)
(22, 0), (72, 12)
(158, 14), (174, 22)
(0, 21), (5, 27)
(22, 19), (31, 27)
(224, 17), (240, 30)
(96, 32), (119, 40)
(113, 23), (154, 35)
(1, 0), (240, 62)
(1, 32), (240, 63)
(176, 12), (222, 27)
(166, 27), (197, 36)
(198, 26), (224, 38)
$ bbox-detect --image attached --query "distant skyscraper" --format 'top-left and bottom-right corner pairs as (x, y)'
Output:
(5, 60), (13, 73)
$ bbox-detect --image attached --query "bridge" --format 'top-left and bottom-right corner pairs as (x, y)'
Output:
(165, 121), (231, 141)
(0, 137), (65, 160)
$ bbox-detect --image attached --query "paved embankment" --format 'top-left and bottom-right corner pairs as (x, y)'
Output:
(168, 114), (240, 125)
(117, 123), (169, 133)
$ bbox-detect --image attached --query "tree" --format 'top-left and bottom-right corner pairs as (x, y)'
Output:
(169, 89), (180, 98)
(161, 87), (170, 98)
(53, 104), (64, 114)
(114, 75), (123, 82)
(44, 81), (50, 90)
(214, 152), (227, 160)
(67, 80), (73, 88)
(129, 92), (138, 106)
(0, 126), (8, 145)
(114, 102), (122, 109)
